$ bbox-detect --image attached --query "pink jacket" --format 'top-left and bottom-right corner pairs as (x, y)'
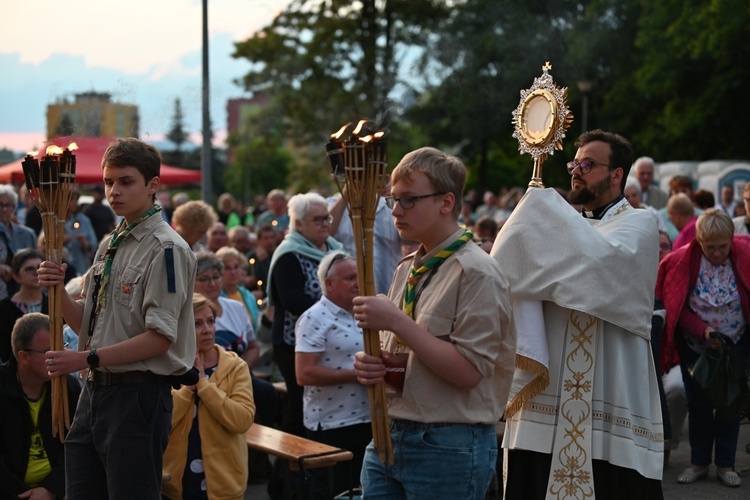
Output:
(655, 235), (750, 372)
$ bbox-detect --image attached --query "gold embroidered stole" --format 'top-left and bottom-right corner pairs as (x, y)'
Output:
(545, 310), (600, 499)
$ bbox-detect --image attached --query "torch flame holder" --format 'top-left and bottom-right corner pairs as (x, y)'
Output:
(332, 130), (394, 464)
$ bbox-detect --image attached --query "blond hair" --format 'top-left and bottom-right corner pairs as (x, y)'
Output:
(192, 293), (222, 318)
(696, 208), (734, 243)
(172, 200), (218, 234)
(391, 147), (465, 218)
(666, 193), (694, 216)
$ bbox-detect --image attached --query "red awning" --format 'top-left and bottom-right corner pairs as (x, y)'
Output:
(0, 136), (201, 185)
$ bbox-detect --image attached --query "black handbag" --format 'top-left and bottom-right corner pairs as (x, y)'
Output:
(689, 332), (749, 420)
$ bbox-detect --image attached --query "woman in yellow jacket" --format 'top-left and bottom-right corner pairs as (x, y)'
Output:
(163, 293), (256, 499)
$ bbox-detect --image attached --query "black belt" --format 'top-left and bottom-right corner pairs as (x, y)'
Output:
(89, 370), (165, 385)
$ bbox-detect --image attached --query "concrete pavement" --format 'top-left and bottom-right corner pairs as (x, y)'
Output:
(245, 419), (750, 499)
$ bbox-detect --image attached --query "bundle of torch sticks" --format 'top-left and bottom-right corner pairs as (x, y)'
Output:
(326, 120), (394, 464)
(21, 143), (77, 441)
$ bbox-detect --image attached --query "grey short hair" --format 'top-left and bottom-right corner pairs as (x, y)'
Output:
(11, 313), (50, 359)
(216, 246), (245, 265)
(0, 185), (19, 209)
(696, 208), (734, 243)
(634, 156), (654, 173)
(317, 251), (354, 295)
(195, 251), (223, 276)
(625, 178), (642, 195)
(288, 192), (327, 231)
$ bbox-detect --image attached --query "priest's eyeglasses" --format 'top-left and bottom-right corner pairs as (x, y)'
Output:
(385, 193), (445, 210)
(566, 160), (610, 175)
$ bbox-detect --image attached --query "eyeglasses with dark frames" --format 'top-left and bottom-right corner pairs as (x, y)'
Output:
(23, 348), (50, 354)
(384, 192), (445, 210)
(566, 160), (610, 175)
(309, 214), (334, 226)
(196, 274), (222, 285)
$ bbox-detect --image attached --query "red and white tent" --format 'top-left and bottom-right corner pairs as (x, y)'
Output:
(0, 136), (201, 185)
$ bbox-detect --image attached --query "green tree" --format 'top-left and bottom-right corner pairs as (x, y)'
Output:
(404, 0), (581, 190)
(623, 0), (750, 159)
(231, 0), (750, 195)
(232, 0), (448, 185)
(55, 114), (75, 137)
(226, 95), (294, 198)
(167, 98), (189, 152)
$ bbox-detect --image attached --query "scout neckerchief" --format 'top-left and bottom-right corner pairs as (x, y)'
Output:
(402, 228), (473, 319)
(95, 204), (161, 312)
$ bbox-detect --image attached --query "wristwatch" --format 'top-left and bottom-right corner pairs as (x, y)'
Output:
(87, 348), (100, 369)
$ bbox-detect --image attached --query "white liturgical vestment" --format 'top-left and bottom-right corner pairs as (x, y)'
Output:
(492, 188), (664, 497)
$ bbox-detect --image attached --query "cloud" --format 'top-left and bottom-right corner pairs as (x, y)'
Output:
(0, 0), (289, 152)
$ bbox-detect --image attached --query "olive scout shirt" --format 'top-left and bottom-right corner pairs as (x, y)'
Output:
(78, 214), (196, 375)
(382, 228), (514, 424)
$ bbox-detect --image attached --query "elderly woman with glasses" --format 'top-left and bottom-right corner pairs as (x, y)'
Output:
(656, 208), (750, 488)
(0, 249), (48, 363)
(194, 251), (258, 365)
(0, 185), (37, 301)
(265, 192), (343, 437)
(217, 246), (261, 330)
(162, 293), (255, 500)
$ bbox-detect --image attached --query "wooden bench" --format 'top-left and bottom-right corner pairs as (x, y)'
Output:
(246, 423), (354, 498)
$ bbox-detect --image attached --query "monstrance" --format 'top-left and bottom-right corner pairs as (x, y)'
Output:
(512, 62), (574, 188)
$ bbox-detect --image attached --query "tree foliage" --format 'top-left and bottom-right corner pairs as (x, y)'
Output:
(231, 0), (750, 195)
(55, 114), (75, 137)
(167, 98), (189, 152)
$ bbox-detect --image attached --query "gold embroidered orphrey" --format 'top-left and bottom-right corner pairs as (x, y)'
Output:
(512, 62), (574, 188)
(546, 310), (597, 499)
(545, 199), (632, 499)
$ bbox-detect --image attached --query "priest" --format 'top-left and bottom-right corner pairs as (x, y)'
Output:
(493, 130), (664, 499)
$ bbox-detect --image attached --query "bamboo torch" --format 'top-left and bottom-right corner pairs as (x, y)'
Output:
(22, 142), (77, 441)
(326, 120), (394, 464)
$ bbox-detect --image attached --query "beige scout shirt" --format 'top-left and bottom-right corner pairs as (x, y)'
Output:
(382, 228), (514, 424)
(78, 213), (196, 376)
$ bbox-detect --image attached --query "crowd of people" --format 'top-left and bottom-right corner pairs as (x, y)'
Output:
(0, 132), (748, 500)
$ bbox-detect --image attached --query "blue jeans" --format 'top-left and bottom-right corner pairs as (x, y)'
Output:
(679, 334), (749, 468)
(360, 419), (497, 499)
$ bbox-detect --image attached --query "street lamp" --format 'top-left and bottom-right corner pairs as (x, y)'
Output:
(201, 0), (213, 205)
(577, 79), (593, 132)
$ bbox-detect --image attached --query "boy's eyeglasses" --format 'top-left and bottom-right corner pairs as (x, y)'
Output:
(384, 193), (445, 210)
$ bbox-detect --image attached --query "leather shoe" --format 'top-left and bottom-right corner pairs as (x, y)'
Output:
(717, 470), (741, 487)
(677, 467), (708, 484)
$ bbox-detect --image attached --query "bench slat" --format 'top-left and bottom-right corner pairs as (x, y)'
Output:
(246, 424), (353, 471)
